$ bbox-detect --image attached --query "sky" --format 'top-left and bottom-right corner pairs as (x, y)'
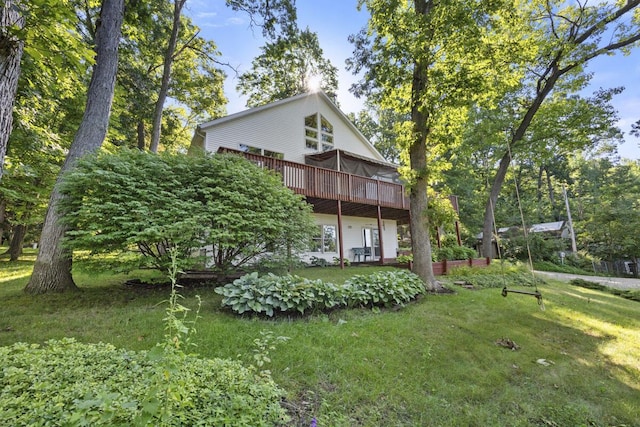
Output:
(185, 1), (639, 160)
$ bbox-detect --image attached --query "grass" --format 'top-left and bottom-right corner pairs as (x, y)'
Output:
(1, 252), (639, 426)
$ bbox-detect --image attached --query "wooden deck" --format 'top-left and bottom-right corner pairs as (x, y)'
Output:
(221, 148), (410, 210)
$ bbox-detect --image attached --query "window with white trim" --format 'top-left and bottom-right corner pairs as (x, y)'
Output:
(304, 113), (334, 152)
(310, 224), (337, 253)
(238, 144), (284, 159)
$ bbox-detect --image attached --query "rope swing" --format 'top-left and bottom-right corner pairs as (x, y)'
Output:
(492, 143), (545, 311)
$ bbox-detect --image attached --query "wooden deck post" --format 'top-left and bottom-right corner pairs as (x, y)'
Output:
(377, 205), (384, 265)
(337, 200), (345, 269)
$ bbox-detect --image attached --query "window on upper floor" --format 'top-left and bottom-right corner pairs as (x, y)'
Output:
(304, 113), (334, 152)
(239, 144), (284, 159)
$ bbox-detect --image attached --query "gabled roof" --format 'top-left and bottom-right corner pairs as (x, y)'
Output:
(529, 221), (566, 233)
(195, 91), (390, 163)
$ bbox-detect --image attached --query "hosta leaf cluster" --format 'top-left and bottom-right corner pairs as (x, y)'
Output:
(216, 270), (425, 316)
(0, 339), (287, 426)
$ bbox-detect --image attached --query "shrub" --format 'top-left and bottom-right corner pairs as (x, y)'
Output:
(216, 270), (425, 316)
(446, 261), (545, 289)
(396, 254), (413, 264)
(432, 246), (478, 261)
(215, 272), (349, 316)
(0, 338), (288, 426)
(565, 250), (600, 271)
(344, 270), (425, 307)
(501, 235), (564, 262)
(251, 254), (307, 275)
(58, 150), (316, 275)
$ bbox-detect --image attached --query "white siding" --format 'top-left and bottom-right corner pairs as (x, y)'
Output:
(197, 93), (402, 266)
(202, 92), (383, 162)
(303, 213), (398, 263)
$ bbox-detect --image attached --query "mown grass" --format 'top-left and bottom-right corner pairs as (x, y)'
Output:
(1, 252), (639, 426)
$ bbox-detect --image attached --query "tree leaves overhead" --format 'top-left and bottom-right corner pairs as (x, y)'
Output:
(226, 0), (297, 39)
(477, 0), (640, 257)
(237, 28), (339, 107)
(114, 0), (227, 151)
(347, 0), (516, 287)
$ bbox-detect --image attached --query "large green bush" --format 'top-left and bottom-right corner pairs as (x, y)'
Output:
(0, 338), (288, 426)
(343, 270), (426, 307)
(500, 234), (564, 262)
(216, 270), (425, 316)
(433, 245), (477, 261)
(58, 150), (316, 274)
(215, 272), (349, 316)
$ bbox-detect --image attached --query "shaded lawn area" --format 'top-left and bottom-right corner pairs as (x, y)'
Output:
(1, 254), (639, 426)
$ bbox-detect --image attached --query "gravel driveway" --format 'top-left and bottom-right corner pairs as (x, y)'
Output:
(534, 271), (640, 291)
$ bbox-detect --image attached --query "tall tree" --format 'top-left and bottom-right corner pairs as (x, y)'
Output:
(237, 28), (339, 107)
(114, 0), (226, 151)
(25, 0), (124, 294)
(1, 4), (88, 260)
(348, 0), (518, 289)
(453, 85), (623, 235)
(480, 0), (640, 257)
(149, 0), (186, 153)
(0, 0), (24, 180)
(573, 157), (640, 270)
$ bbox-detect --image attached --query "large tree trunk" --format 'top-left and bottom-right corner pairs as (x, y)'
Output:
(481, 150), (511, 258)
(149, 0), (186, 153)
(8, 223), (26, 261)
(0, 0), (25, 180)
(408, 0), (437, 290)
(0, 199), (6, 245)
(25, 0), (124, 294)
(136, 120), (146, 150)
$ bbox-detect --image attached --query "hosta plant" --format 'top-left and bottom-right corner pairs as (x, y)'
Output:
(344, 270), (425, 307)
(215, 272), (348, 316)
(217, 270), (425, 316)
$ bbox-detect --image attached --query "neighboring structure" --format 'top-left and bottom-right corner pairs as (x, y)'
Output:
(191, 91), (458, 265)
(528, 221), (570, 239)
(476, 221), (570, 258)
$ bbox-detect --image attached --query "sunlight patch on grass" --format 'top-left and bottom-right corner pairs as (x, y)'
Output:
(0, 270), (31, 283)
(551, 306), (640, 389)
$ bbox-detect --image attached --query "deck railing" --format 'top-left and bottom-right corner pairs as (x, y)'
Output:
(220, 148), (409, 209)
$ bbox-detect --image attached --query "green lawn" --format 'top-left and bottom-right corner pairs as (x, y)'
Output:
(1, 253), (639, 426)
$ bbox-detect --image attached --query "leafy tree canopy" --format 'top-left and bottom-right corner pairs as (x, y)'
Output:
(58, 150), (316, 274)
(237, 27), (339, 107)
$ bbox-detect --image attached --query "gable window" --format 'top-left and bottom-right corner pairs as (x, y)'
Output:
(239, 144), (283, 159)
(310, 224), (337, 253)
(304, 113), (334, 152)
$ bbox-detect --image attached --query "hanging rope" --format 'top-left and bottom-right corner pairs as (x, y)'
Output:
(497, 143), (545, 311)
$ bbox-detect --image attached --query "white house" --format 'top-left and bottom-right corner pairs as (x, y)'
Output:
(190, 91), (414, 265)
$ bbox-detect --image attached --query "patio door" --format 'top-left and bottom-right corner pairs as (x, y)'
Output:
(362, 227), (380, 260)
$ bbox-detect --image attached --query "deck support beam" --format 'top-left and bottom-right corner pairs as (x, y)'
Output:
(337, 200), (345, 269)
(377, 205), (384, 265)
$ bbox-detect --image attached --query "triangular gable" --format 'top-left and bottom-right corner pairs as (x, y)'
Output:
(194, 91), (390, 164)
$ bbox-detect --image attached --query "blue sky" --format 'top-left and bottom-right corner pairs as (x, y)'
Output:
(186, 1), (639, 160)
